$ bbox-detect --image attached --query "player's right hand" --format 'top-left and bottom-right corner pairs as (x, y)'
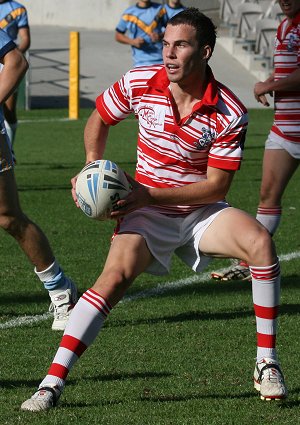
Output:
(133, 37), (145, 48)
(71, 174), (80, 207)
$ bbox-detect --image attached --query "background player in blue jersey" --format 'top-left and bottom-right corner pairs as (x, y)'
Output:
(0, 0), (30, 149)
(165, 0), (186, 19)
(115, 0), (168, 67)
(0, 28), (78, 331)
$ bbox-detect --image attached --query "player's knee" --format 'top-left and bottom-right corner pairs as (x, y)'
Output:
(92, 268), (134, 305)
(0, 212), (27, 237)
(246, 226), (276, 265)
(109, 269), (130, 286)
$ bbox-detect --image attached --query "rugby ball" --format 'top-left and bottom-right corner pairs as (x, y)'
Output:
(75, 159), (131, 220)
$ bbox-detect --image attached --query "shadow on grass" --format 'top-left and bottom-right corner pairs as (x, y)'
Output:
(105, 302), (300, 329)
(1, 371), (172, 390)
(125, 273), (299, 301)
(0, 292), (49, 306)
(0, 273), (298, 321)
(139, 389), (300, 406)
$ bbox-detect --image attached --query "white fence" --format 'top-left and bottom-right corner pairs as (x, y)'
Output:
(21, 0), (220, 30)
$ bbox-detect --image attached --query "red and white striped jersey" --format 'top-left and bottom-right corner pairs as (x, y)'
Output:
(272, 12), (300, 142)
(96, 65), (248, 214)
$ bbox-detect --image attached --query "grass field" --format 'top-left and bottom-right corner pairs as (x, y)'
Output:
(0, 108), (299, 425)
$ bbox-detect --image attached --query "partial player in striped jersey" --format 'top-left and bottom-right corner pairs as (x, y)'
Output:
(212, 0), (300, 281)
(21, 8), (287, 412)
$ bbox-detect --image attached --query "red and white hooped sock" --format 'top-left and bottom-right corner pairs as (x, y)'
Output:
(256, 206), (282, 236)
(39, 289), (112, 389)
(250, 261), (280, 362)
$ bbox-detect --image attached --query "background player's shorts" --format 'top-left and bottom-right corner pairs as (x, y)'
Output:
(117, 202), (230, 275)
(0, 128), (14, 172)
(266, 130), (300, 159)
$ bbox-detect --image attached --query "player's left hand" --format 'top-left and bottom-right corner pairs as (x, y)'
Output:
(110, 174), (152, 218)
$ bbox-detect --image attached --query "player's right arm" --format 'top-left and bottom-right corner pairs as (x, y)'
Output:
(71, 110), (111, 206)
(115, 30), (145, 48)
(84, 109), (110, 164)
(17, 26), (31, 53)
(0, 48), (28, 104)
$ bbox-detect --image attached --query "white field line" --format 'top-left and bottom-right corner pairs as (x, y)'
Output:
(1, 250), (299, 330)
(18, 118), (136, 124)
(19, 118), (71, 123)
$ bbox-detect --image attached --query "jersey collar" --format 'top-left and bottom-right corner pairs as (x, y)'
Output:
(147, 65), (219, 109)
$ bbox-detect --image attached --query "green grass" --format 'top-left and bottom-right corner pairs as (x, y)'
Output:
(0, 109), (299, 425)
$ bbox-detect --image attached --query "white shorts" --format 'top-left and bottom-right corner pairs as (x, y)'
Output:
(266, 130), (300, 159)
(117, 202), (230, 275)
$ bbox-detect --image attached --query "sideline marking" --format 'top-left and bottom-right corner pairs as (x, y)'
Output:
(121, 250), (300, 303)
(1, 251), (299, 330)
(19, 118), (136, 124)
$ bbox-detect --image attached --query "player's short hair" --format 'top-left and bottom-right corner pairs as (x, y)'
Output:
(167, 7), (217, 54)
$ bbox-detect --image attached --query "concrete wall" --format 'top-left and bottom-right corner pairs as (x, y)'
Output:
(21, 0), (220, 30)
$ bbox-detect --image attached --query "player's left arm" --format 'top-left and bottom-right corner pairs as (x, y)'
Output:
(111, 167), (235, 218)
(16, 26), (30, 53)
(0, 47), (28, 103)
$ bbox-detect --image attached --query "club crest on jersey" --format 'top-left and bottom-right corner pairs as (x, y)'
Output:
(287, 34), (297, 52)
(194, 127), (215, 150)
(138, 105), (165, 131)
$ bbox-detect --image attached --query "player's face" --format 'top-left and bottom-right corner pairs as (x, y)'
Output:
(279, 0), (300, 18)
(163, 24), (211, 85)
(138, 0), (151, 6)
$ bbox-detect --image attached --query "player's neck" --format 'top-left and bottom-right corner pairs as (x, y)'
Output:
(137, 1), (151, 8)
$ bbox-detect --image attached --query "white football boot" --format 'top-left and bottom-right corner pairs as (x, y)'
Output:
(254, 358), (287, 400)
(21, 385), (61, 412)
(49, 279), (78, 331)
(211, 259), (251, 281)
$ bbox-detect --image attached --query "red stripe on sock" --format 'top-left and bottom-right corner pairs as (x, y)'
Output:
(47, 363), (69, 380)
(88, 289), (112, 311)
(250, 263), (280, 280)
(257, 207), (282, 215)
(257, 332), (276, 348)
(82, 294), (109, 317)
(60, 334), (87, 357)
(85, 291), (111, 316)
(254, 304), (279, 319)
